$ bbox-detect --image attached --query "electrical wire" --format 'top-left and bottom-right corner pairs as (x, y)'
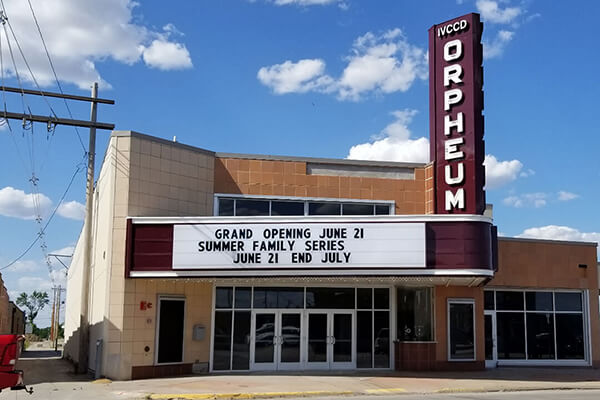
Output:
(0, 0), (57, 120)
(1, 154), (87, 271)
(25, 0), (86, 155)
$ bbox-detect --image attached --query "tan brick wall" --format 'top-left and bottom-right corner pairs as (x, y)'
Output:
(99, 132), (216, 379)
(215, 157), (428, 215)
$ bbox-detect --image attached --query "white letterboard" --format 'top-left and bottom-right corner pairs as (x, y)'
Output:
(172, 222), (426, 270)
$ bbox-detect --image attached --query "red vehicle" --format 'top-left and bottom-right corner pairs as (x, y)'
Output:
(0, 335), (32, 393)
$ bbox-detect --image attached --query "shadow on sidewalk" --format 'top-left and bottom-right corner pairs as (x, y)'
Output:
(17, 350), (89, 385)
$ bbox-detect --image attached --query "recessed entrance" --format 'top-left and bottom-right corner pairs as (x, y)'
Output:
(211, 286), (389, 372)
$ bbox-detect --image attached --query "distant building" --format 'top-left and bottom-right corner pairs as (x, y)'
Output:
(9, 302), (25, 335)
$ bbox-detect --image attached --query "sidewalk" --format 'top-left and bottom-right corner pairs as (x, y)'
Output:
(108, 368), (600, 399)
(5, 358), (600, 400)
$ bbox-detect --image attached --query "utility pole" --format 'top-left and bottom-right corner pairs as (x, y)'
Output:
(0, 82), (113, 373)
(78, 82), (98, 374)
(50, 287), (56, 343)
(55, 286), (62, 352)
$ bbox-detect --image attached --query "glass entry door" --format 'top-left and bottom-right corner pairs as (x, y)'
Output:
(251, 310), (303, 371)
(306, 311), (354, 370)
(485, 311), (497, 368)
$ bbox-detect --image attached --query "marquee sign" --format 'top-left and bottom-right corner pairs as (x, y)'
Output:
(172, 222), (426, 270)
(429, 13), (485, 214)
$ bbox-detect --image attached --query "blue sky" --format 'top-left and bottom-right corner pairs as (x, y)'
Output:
(0, 0), (598, 325)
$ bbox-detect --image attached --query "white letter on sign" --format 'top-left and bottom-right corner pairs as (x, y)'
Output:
(444, 112), (464, 136)
(444, 89), (463, 111)
(443, 39), (463, 61)
(445, 188), (465, 210)
(444, 64), (463, 87)
(445, 163), (465, 185)
(445, 137), (464, 160)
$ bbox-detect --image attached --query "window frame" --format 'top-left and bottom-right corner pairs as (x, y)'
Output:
(483, 288), (590, 365)
(214, 193), (395, 217)
(396, 287), (435, 343)
(447, 298), (476, 362)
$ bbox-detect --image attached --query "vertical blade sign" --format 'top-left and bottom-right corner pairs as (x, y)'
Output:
(429, 13), (485, 214)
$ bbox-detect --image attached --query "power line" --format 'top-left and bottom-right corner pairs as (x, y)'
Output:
(0, 1), (57, 120)
(1, 154), (87, 271)
(25, 0), (87, 154)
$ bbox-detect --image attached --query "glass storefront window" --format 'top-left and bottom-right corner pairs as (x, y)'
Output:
(218, 198), (234, 216)
(232, 311), (251, 370)
(234, 287), (252, 309)
(374, 311), (390, 368)
(555, 292), (582, 312)
(556, 314), (585, 359)
(496, 291), (524, 311)
(308, 202), (341, 215)
(486, 289), (587, 363)
(235, 199), (269, 216)
(253, 287), (304, 309)
(306, 287), (354, 309)
(216, 197), (393, 216)
(526, 292), (553, 311)
(213, 286), (391, 371)
(271, 201), (304, 216)
(484, 291), (495, 310)
(216, 287), (233, 309)
(497, 312), (525, 359)
(342, 203), (373, 215)
(356, 311), (372, 368)
(375, 205), (390, 215)
(396, 287), (432, 341)
(526, 312), (555, 359)
(213, 311), (232, 370)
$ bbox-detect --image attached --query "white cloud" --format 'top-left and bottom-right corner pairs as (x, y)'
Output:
(346, 109), (429, 163)
(476, 0), (522, 24)
(520, 168), (535, 178)
(517, 225), (600, 245)
(0, 0), (192, 89)
(557, 191), (579, 201)
(483, 155), (523, 189)
(56, 200), (85, 220)
(16, 276), (53, 292)
(503, 192), (547, 208)
(0, 186), (52, 220)
(8, 260), (40, 273)
(257, 59), (333, 94)
(258, 28), (427, 101)
(483, 30), (515, 59)
(142, 40), (193, 71)
(504, 191), (582, 208)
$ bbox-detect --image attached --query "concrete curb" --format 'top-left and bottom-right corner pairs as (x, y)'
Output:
(147, 391), (355, 400)
(147, 386), (600, 400)
(434, 386), (600, 394)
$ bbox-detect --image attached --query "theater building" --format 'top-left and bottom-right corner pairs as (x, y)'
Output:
(64, 13), (599, 380)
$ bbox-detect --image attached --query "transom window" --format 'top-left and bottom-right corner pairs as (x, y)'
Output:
(215, 196), (393, 217)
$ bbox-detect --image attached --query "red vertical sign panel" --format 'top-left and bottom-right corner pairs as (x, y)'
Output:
(429, 13), (485, 215)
